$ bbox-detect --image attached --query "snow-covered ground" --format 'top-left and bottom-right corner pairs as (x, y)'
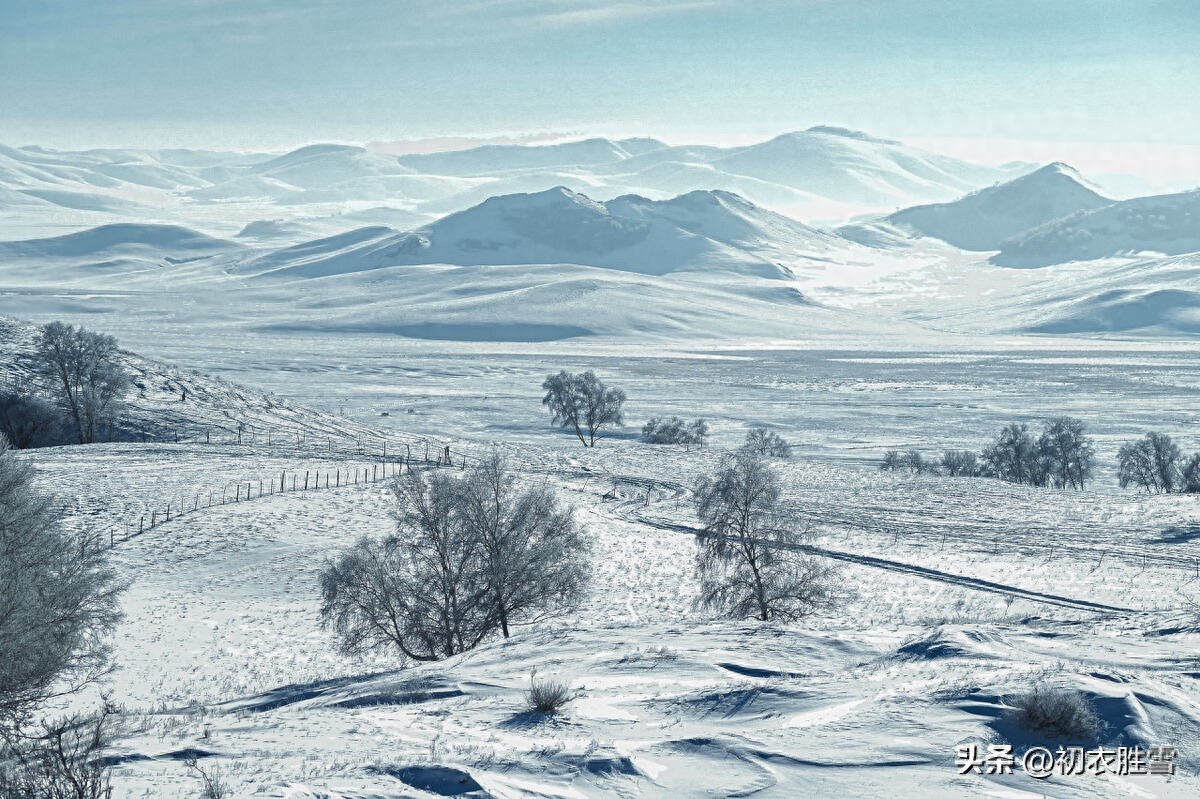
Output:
(3, 129), (1200, 797)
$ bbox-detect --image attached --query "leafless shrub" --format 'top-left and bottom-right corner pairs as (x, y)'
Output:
(0, 704), (116, 799)
(940, 450), (979, 477)
(525, 670), (572, 714)
(185, 756), (228, 799)
(1010, 684), (1101, 740)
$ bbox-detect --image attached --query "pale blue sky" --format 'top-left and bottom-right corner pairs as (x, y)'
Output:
(1, 0), (1196, 150)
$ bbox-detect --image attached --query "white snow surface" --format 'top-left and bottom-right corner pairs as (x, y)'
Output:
(3, 130), (1200, 798)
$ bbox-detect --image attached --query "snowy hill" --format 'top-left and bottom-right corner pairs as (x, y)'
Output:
(0, 223), (242, 259)
(993, 189), (1200, 266)
(244, 187), (840, 279)
(707, 127), (1023, 206)
(885, 163), (1111, 251)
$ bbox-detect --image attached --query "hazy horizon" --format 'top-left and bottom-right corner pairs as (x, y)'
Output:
(4, 1), (1197, 150)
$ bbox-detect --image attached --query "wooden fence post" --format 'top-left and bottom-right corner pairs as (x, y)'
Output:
(280, 471), (286, 493)
(304, 471), (309, 490)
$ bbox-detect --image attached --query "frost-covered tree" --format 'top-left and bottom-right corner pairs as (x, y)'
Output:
(940, 450), (979, 477)
(1040, 417), (1095, 490)
(32, 322), (128, 445)
(983, 423), (1047, 486)
(744, 428), (791, 458)
(0, 389), (64, 450)
(1118, 432), (1182, 494)
(1181, 453), (1200, 494)
(693, 450), (840, 622)
(320, 464), (589, 661)
(0, 437), (123, 734)
(880, 450), (903, 471)
(541, 370), (626, 447)
(459, 454), (589, 638)
(320, 470), (491, 662)
(901, 449), (925, 474)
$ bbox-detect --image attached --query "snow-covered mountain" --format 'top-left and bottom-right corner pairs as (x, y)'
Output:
(242, 187), (845, 280)
(883, 163), (1112, 251)
(992, 189), (1200, 267)
(0, 129), (1037, 242)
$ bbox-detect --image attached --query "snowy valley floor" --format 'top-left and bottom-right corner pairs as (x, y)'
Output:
(22, 390), (1200, 797)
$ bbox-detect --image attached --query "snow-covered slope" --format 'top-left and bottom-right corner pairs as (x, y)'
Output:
(0, 223), (241, 259)
(243, 187), (843, 280)
(708, 127), (1025, 206)
(884, 163), (1112, 251)
(993, 189), (1200, 266)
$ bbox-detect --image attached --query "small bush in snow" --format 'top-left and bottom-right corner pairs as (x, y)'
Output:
(1182, 453), (1200, 493)
(641, 417), (708, 448)
(880, 450), (903, 471)
(525, 671), (573, 714)
(743, 428), (791, 458)
(1011, 685), (1101, 740)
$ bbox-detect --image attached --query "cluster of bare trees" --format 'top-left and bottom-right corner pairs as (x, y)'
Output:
(641, 417), (708, 448)
(882, 418), (1096, 490)
(1117, 432), (1200, 494)
(692, 449), (841, 622)
(541, 371), (626, 447)
(1, 322), (129, 449)
(319, 455), (590, 662)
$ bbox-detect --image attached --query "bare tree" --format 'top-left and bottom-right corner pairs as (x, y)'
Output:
(320, 470), (491, 662)
(693, 450), (840, 622)
(32, 323), (128, 445)
(0, 438), (124, 736)
(541, 371), (626, 447)
(744, 428), (792, 458)
(880, 450), (903, 471)
(320, 464), (590, 661)
(983, 423), (1039, 485)
(1118, 432), (1182, 494)
(901, 449), (925, 474)
(459, 454), (589, 638)
(1039, 417), (1095, 490)
(1182, 453), (1200, 493)
(940, 450), (979, 477)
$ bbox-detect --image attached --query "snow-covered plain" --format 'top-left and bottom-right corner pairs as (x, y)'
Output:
(3, 131), (1200, 797)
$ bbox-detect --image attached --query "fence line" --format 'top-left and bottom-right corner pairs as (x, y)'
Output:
(109, 447), (477, 549)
